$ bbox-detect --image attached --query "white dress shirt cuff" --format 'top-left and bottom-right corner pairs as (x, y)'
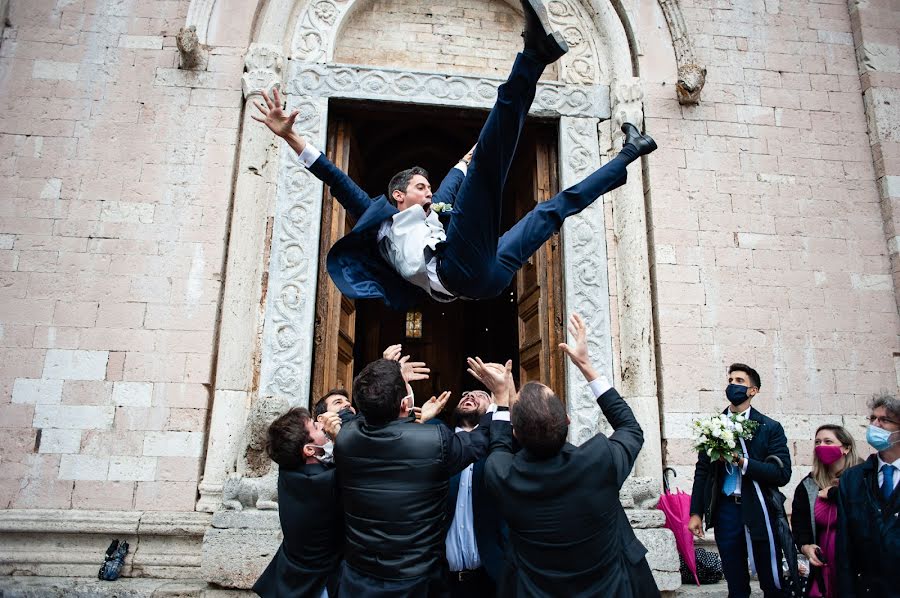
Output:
(295, 143), (322, 168)
(455, 162), (468, 175)
(741, 458), (749, 475)
(588, 377), (613, 399)
(492, 410), (511, 422)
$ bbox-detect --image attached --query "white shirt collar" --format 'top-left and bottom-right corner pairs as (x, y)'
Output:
(877, 454), (900, 469)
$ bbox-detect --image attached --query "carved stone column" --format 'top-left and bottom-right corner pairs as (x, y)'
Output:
(609, 77), (663, 483)
(196, 44), (284, 514)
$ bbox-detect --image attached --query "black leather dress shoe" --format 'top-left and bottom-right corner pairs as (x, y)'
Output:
(520, 0), (568, 64)
(621, 122), (657, 157)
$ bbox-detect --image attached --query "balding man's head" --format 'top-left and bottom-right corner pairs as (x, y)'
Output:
(511, 382), (568, 459)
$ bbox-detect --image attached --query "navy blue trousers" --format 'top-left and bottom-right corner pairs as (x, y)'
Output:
(714, 500), (785, 598)
(437, 53), (630, 299)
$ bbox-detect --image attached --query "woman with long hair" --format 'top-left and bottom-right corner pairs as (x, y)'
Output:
(790, 424), (860, 598)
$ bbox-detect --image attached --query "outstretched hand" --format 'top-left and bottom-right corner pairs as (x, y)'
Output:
(383, 344), (402, 361)
(558, 313), (598, 381)
(251, 87), (302, 142)
(467, 358), (512, 406)
(318, 412), (342, 438)
(420, 391), (451, 423)
(399, 355), (430, 383)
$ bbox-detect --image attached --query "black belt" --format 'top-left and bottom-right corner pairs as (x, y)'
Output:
(721, 494), (742, 504)
(451, 567), (487, 582)
(433, 258), (476, 301)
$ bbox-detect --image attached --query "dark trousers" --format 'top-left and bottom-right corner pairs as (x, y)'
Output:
(714, 499), (784, 598)
(448, 568), (495, 598)
(437, 53), (629, 299)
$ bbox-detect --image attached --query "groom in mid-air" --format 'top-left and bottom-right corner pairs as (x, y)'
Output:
(254, 0), (656, 310)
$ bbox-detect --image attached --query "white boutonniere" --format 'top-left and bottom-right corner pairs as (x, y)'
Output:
(431, 202), (453, 214)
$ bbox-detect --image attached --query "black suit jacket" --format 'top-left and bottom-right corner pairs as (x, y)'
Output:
(835, 454), (900, 597)
(253, 463), (343, 598)
(484, 388), (657, 597)
(689, 406), (791, 541)
(431, 417), (508, 581)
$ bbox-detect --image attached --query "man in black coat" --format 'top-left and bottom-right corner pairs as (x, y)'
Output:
(688, 363), (791, 598)
(835, 393), (900, 597)
(253, 407), (343, 598)
(332, 359), (505, 597)
(475, 313), (659, 597)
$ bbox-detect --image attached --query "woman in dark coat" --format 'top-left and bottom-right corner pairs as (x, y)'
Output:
(790, 424), (859, 598)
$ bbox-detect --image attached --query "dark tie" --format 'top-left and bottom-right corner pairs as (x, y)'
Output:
(883, 464), (895, 501)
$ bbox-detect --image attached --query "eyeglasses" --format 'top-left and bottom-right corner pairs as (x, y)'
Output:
(461, 391), (490, 401)
(869, 415), (900, 427)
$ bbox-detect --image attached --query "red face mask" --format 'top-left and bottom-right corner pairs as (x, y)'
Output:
(814, 444), (844, 465)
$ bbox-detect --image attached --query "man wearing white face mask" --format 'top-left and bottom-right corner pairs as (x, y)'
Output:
(835, 393), (900, 597)
(253, 407), (344, 598)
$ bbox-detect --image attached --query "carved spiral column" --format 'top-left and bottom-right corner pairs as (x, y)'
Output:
(196, 44), (284, 513)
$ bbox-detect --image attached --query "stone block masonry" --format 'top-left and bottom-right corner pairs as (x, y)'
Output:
(0, 0), (239, 510)
(638, 0), (900, 495)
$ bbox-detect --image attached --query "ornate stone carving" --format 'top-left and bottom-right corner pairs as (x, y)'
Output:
(544, 0), (603, 85)
(611, 77), (645, 145)
(289, 0), (601, 85)
(658, 0), (706, 104)
(177, 25), (206, 70)
(258, 97), (328, 404)
(242, 44), (284, 98)
(558, 117), (615, 446)
(221, 395), (289, 511)
(287, 63), (610, 119)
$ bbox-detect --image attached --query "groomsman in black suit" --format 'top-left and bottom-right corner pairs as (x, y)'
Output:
(688, 364), (791, 598)
(472, 313), (659, 597)
(253, 407), (343, 598)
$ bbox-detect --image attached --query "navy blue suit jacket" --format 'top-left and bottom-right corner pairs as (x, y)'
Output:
(689, 407), (792, 541)
(308, 154), (465, 311)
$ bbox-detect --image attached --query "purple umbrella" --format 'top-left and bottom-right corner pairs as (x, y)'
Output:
(657, 468), (699, 585)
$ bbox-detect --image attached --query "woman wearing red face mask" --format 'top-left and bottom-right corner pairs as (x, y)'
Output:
(790, 425), (861, 598)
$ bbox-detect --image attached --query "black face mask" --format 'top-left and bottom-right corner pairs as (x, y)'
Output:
(725, 384), (749, 406)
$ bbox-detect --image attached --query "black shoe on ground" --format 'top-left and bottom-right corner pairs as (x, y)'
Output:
(621, 122), (657, 157)
(520, 0), (568, 64)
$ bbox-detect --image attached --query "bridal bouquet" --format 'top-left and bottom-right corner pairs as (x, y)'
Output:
(691, 412), (759, 461)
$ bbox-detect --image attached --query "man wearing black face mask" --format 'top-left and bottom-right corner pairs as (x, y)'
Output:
(688, 363), (792, 598)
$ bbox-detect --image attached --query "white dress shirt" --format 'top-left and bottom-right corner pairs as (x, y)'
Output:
(295, 143), (465, 300)
(445, 428), (482, 572)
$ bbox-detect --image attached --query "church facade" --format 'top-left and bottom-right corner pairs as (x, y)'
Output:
(0, 0), (897, 591)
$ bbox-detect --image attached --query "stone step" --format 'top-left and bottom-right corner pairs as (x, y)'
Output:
(0, 577), (253, 597)
(666, 579), (763, 597)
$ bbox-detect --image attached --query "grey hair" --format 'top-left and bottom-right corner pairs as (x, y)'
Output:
(868, 392), (900, 421)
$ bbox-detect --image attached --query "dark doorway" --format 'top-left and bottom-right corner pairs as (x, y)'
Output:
(311, 99), (566, 410)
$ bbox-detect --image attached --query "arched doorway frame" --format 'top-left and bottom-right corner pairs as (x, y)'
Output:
(196, 0), (660, 513)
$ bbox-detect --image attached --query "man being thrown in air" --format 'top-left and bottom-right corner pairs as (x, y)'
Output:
(253, 0), (656, 310)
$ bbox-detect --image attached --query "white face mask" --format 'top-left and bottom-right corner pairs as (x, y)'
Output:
(305, 439), (334, 464)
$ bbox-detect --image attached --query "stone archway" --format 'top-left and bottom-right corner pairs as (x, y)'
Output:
(198, 0), (661, 515)
(198, 0), (676, 590)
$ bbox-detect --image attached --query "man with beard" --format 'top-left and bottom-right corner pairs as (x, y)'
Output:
(431, 389), (508, 596)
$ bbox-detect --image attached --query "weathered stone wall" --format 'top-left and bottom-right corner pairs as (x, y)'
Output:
(637, 0), (900, 497)
(0, 0), (245, 511)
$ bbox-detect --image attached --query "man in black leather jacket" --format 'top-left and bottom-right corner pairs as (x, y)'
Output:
(332, 358), (505, 597)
